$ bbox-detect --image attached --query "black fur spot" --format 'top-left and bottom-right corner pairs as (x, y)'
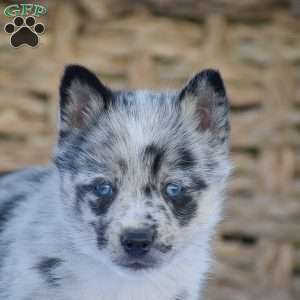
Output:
(175, 148), (196, 170)
(143, 144), (165, 177)
(118, 159), (128, 175)
(0, 185), (35, 274)
(204, 69), (226, 97)
(144, 185), (151, 196)
(191, 176), (208, 191)
(145, 213), (154, 221)
(143, 184), (153, 197)
(168, 195), (197, 227)
(175, 291), (188, 300)
(0, 195), (24, 234)
(88, 198), (113, 216)
(0, 170), (15, 178)
(92, 222), (108, 249)
(156, 243), (172, 254)
(181, 69), (226, 98)
(36, 257), (63, 287)
(120, 92), (135, 107)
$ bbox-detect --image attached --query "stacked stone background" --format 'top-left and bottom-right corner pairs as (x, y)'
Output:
(0, 0), (299, 299)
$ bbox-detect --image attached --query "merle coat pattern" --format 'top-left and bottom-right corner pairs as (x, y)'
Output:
(0, 65), (231, 300)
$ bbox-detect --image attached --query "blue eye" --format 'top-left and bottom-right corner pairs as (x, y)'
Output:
(94, 182), (113, 198)
(164, 183), (183, 198)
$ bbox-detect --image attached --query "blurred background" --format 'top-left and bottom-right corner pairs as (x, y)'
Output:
(0, 0), (300, 299)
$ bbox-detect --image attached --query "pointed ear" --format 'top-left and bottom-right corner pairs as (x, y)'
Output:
(179, 69), (230, 144)
(58, 65), (112, 140)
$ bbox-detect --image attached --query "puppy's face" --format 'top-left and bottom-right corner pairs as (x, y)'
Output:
(55, 65), (231, 274)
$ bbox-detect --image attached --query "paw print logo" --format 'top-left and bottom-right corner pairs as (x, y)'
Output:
(4, 16), (45, 48)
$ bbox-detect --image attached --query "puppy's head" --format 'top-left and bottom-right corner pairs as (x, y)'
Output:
(54, 65), (231, 275)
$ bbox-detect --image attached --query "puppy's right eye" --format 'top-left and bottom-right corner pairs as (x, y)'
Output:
(93, 182), (114, 199)
(164, 183), (184, 199)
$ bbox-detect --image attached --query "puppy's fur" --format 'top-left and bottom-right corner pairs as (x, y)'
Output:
(0, 65), (231, 300)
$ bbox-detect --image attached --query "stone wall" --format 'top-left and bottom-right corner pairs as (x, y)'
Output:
(0, 1), (299, 299)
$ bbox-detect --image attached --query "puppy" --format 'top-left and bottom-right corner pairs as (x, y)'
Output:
(0, 65), (231, 300)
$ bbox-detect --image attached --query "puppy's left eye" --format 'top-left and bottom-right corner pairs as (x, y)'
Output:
(164, 183), (184, 199)
(93, 182), (114, 199)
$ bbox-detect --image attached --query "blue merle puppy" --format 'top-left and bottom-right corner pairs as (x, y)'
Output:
(0, 65), (231, 300)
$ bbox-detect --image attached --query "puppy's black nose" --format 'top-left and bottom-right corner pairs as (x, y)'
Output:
(121, 229), (154, 257)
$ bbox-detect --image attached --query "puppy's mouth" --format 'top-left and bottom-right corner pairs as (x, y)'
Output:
(117, 257), (157, 271)
(122, 261), (150, 271)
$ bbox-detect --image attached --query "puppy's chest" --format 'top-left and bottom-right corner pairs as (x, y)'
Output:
(56, 264), (186, 300)
(58, 278), (182, 300)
